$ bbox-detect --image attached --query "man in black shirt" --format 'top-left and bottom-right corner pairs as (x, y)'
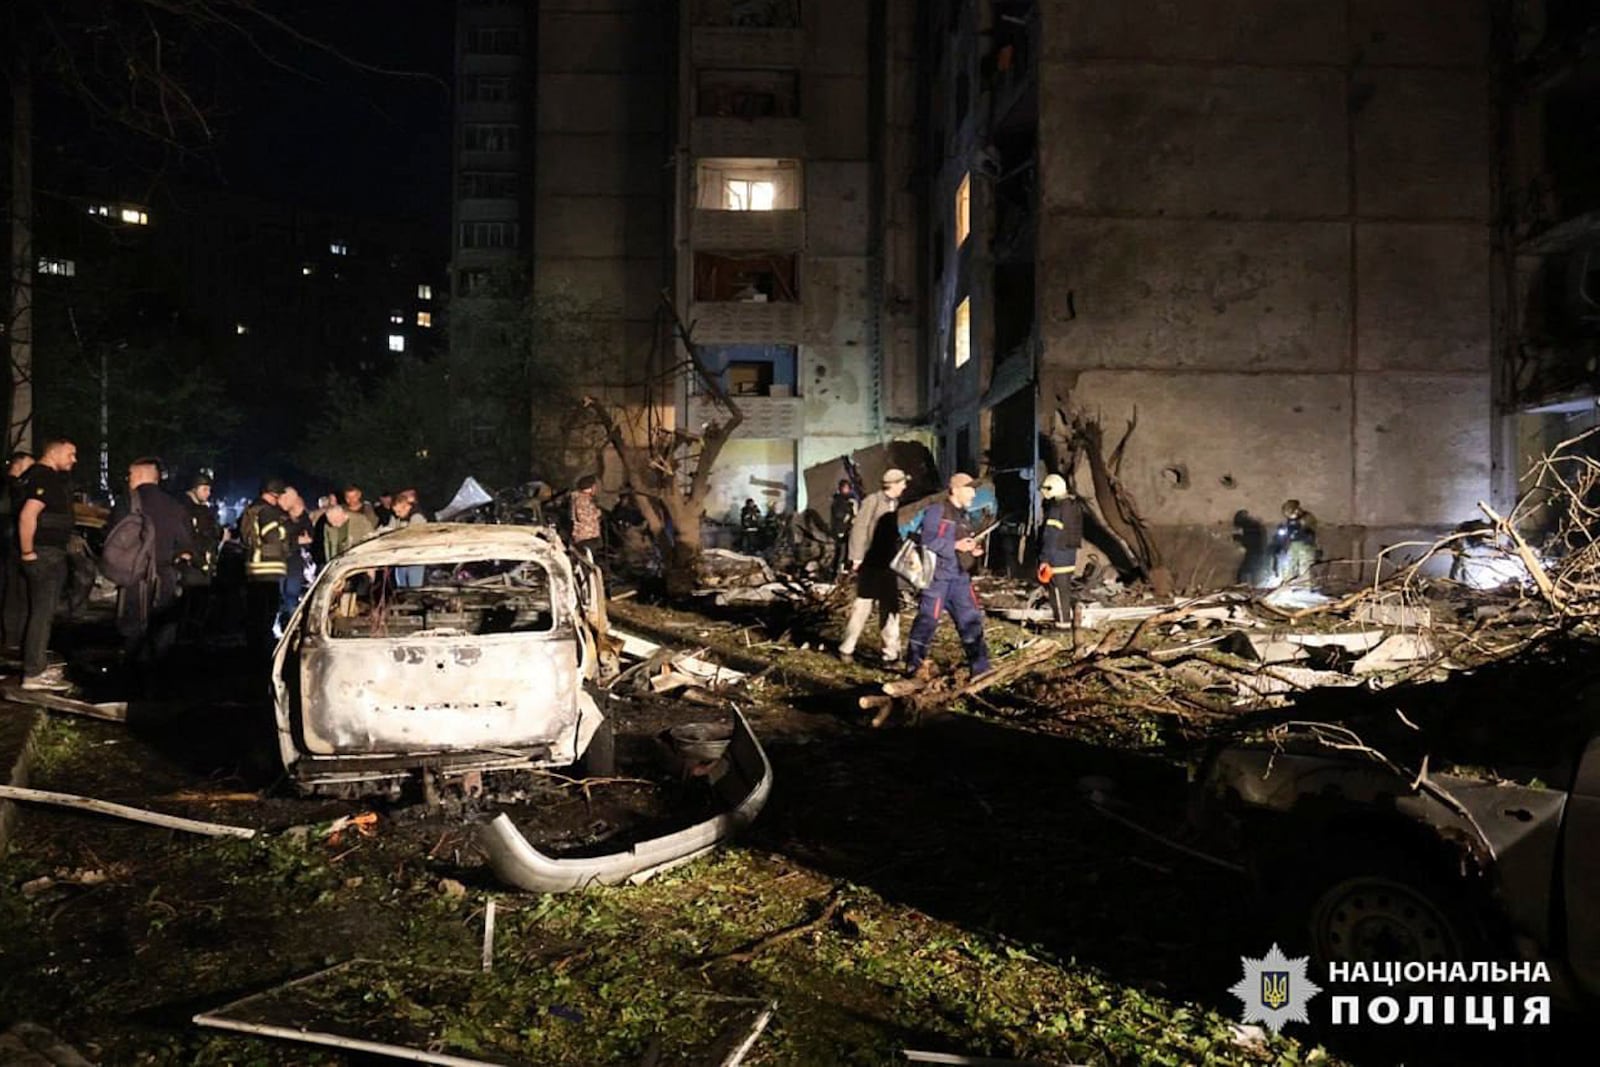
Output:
(829, 478), (857, 577)
(1, 450), (34, 650)
(17, 439), (78, 690)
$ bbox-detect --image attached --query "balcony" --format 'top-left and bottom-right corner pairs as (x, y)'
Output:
(686, 393), (803, 439)
(691, 117), (805, 160)
(692, 209), (804, 250)
(688, 301), (803, 344)
(692, 27), (804, 67)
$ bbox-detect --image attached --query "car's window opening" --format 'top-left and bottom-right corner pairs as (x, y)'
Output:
(326, 558), (558, 637)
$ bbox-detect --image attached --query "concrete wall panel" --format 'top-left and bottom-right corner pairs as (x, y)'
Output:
(1356, 224), (1491, 372)
(540, 13), (664, 74)
(702, 439), (797, 525)
(536, 196), (664, 259)
(1353, 70), (1490, 219)
(538, 136), (670, 197)
(535, 257), (664, 322)
(1041, 0), (1345, 64)
(802, 257), (869, 347)
(536, 74), (665, 134)
(806, 162), (870, 256)
(1048, 369), (1355, 526)
(1039, 220), (1351, 371)
(1354, 373), (1490, 526)
(806, 1), (868, 75)
(1348, 0), (1489, 68)
(1039, 66), (1348, 216)
(801, 344), (874, 436)
(806, 76), (870, 159)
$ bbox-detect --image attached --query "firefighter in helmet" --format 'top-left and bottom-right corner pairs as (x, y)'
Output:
(1036, 473), (1083, 629)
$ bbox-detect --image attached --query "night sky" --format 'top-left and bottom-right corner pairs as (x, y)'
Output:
(207, 1), (455, 236)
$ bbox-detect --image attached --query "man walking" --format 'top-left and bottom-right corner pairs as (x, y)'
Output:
(112, 458), (195, 686)
(904, 473), (992, 679)
(16, 439), (78, 690)
(837, 468), (908, 666)
(1036, 473), (1083, 630)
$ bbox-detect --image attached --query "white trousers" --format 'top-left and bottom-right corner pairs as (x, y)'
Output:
(839, 597), (901, 659)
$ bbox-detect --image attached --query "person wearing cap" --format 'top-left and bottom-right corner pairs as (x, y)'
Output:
(837, 468), (910, 665)
(179, 471), (223, 640)
(904, 472), (992, 678)
(1037, 473), (1083, 630)
(241, 478), (292, 659)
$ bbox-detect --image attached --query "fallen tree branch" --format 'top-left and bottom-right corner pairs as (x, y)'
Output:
(701, 888), (845, 967)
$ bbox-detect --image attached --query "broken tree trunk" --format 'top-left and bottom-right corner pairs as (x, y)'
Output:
(867, 639), (1065, 725)
(1066, 410), (1172, 596)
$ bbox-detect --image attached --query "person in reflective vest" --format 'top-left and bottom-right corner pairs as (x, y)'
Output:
(241, 478), (291, 658)
(1036, 473), (1083, 629)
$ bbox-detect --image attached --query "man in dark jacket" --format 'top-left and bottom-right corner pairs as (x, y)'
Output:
(112, 458), (196, 682)
(904, 473), (991, 679)
(180, 472), (222, 638)
(828, 478), (857, 577)
(241, 478), (292, 660)
(1037, 473), (1083, 629)
(1, 450), (34, 651)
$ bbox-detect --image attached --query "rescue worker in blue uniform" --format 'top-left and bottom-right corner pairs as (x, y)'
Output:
(1037, 473), (1083, 629)
(904, 472), (992, 679)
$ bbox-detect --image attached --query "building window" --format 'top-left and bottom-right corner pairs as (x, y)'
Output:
(417, 311), (433, 328)
(465, 27), (521, 54)
(236, 323), (250, 336)
(389, 310), (405, 325)
(87, 203), (148, 224)
(695, 0), (800, 28)
(955, 173), (971, 248)
(697, 70), (800, 118)
(301, 264), (315, 276)
(693, 252), (799, 302)
(459, 221), (520, 249)
(417, 284), (433, 300)
(36, 258), (75, 277)
(463, 124), (519, 152)
(120, 208), (149, 225)
(463, 74), (517, 101)
(87, 205), (111, 217)
(458, 172), (519, 199)
(388, 334), (406, 352)
(953, 296), (971, 367)
(330, 241), (349, 256)
(723, 179), (776, 211)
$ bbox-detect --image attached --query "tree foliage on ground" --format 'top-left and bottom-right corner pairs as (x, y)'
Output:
(295, 279), (607, 507)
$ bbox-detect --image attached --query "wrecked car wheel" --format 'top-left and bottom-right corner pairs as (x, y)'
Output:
(577, 716), (616, 779)
(1309, 872), (1471, 965)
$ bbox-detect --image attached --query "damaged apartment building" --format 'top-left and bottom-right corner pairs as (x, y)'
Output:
(452, 0), (1596, 575)
(450, 0), (923, 527)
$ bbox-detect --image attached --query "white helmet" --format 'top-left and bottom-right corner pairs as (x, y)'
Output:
(1041, 474), (1068, 500)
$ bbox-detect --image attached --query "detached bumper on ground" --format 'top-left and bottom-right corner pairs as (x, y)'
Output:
(478, 707), (772, 892)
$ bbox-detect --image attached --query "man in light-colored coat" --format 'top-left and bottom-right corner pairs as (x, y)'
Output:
(837, 468), (909, 665)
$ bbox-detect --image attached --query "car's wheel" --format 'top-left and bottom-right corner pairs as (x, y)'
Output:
(577, 715), (616, 779)
(1309, 871), (1472, 965)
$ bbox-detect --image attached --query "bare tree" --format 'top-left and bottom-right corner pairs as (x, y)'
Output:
(586, 293), (743, 594)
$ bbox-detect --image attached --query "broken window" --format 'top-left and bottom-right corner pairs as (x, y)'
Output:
(955, 172), (971, 248)
(697, 70), (800, 118)
(727, 361), (775, 396)
(327, 559), (557, 639)
(694, 253), (799, 302)
(696, 159), (802, 210)
(696, 344), (799, 397)
(954, 296), (972, 367)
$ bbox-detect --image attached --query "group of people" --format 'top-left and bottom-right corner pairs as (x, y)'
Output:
(835, 467), (1085, 679)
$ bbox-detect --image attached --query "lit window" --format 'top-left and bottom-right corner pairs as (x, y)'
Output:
(417, 284), (433, 300)
(723, 179), (776, 211)
(120, 208), (149, 225)
(236, 323), (250, 336)
(953, 297), (971, 367)
(417, 311), (433, 328)
(955, 173), (971, 247)
(330, 241), (348, 256)
(388, 334), (406, 352)
(37, 258), (76, 277)
(389, 310), (404, 325)
(87, 205), (111, 217)
(301, 264), (315, 276)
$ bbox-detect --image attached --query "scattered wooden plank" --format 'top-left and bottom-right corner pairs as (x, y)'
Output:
(0, 785), (257, 839)
(1, 684), (127, 723)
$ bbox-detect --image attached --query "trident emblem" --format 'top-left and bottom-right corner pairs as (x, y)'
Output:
(1261, 971), (1290, 1010)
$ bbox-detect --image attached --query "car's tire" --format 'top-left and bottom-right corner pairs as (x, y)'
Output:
(1271, 831), (1491, 968)
(577, 715), (616, 779)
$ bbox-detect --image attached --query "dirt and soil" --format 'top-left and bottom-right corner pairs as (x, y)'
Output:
(0, 599), (1588, 1065)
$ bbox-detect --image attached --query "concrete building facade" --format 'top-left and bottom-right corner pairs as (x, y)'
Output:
(928, 0), (1504, 584)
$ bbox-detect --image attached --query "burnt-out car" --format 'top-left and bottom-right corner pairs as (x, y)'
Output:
(1196, 687), (1600, 1006)
(271, 523), (616, 796)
